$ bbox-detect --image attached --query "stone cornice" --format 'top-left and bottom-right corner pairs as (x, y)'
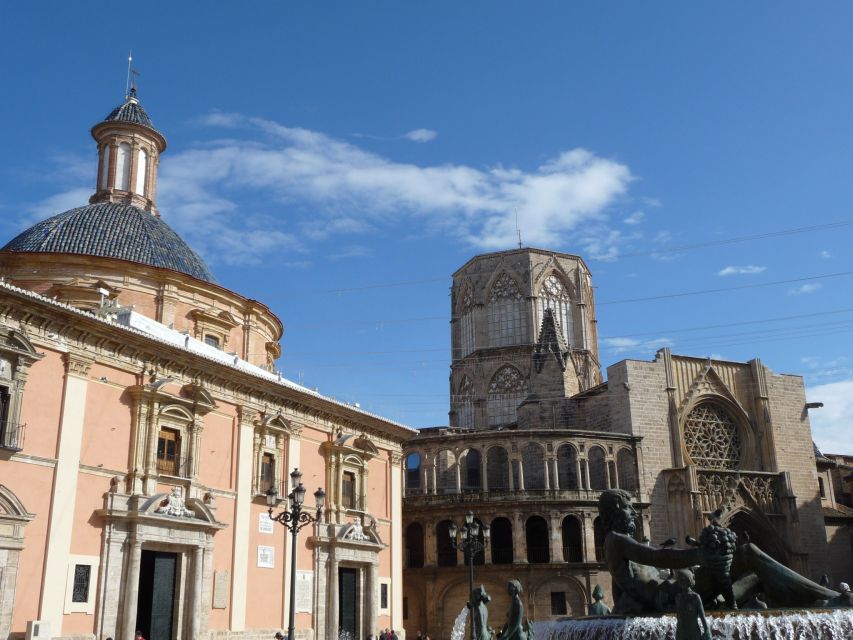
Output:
(63, 352), (93, 378)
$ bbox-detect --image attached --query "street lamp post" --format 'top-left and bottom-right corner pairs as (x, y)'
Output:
(449, 511), (490, 640)
(266, 468), (325, 640)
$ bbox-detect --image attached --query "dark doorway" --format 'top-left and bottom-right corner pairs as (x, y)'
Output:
(338, 568), (358, 639)
(136, 550), (178, 640)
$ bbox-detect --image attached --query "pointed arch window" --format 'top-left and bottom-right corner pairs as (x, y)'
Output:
(487, 273), (527, 347)
(487, 365), (527, 427)
(456, 376), (475, 428)
(458, 284), (476, 357)
(135, 148), (148, 195)
(115, 142), (131, 191)
(537, 274), (572, 344)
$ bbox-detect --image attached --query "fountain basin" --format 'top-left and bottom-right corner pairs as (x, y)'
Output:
(532, 609), (853, 640)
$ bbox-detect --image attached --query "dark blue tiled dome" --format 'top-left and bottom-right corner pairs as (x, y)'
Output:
(2, 203), (216, 283)
(100, 89), (159, 133)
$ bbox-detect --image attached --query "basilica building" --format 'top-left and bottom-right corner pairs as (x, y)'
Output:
(401, 248), (853, 636)
(0, 91), (415, 640)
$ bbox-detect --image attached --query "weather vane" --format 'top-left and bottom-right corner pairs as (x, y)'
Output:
(125, 52), (140, 99)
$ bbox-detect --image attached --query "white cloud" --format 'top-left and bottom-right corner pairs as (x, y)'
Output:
(623, 211), (645, 225)
(717, 265), (766, 276)
(403, 128), (438, 143)
(820, 250), (832, 259)
(601, 336), (672, 354)
(23, 188), (92, 226)
(22, 112), (636, 264)
(807, 380), (853, 455)
(789, 283), (822, 295)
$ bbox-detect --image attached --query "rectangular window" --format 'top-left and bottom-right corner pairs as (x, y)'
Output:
(72, 564), (91, 603)
(261, 453), (275, 492)
(380, 583), (389, 609)
(204, 334), (221, 348)
(819, 477), (826, 498)
(156, 428), (180, 475)
(550, 591), (567, 616)
(342, 471), (356, 509)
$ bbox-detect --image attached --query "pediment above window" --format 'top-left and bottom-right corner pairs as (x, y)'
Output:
(189, 308), (239, 330)
(47, 278), (120, 311)
(327, 433), (379, 459)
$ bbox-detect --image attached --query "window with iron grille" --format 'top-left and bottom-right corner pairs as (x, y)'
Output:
(72, 564), (91, 603)
(342, 471), (356, 509)
(550, 591), (567, 616)
(261, 453), (275, 492)
(380, 583), (389, 609)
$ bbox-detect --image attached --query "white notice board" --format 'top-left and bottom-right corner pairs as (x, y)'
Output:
(295, 570), (313, 613)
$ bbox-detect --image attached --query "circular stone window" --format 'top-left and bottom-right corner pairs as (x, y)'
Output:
(683, 403), (742, 470)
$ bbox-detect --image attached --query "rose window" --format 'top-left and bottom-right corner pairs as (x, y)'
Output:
(683, 403), (742, 470)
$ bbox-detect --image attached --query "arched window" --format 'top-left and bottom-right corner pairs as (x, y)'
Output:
(522, 443), (546, 490)
(526, 516), (550, 563)
(491, 517), (514, 564)
(436, 520), (457, 567)
(135, 148), (148, 195)
(405, 453), (421, 491)
(593, 517), (606, 561)
(617, 449), (638, 490)
(462, 448), (481, 490)
(487, 446), (510, 490)
(100, 144), (110, 189)
(487, 366), (527, 427)
(537, 273), (573, 344)
(487, 273), (527, 347)
(436, 449), (458, 494)
(405, 522), (425, 568)
(561, 516), (583, 562)
(115, 142), (131, 191)
(588, 446), (607, 490)
(683, 402), (743, 470)
(456, 376), (475, 429)
(557, 444), (579, 489)
(458, 284), (475, 357)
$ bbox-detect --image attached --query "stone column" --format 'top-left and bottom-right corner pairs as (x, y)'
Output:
(231, 407), (256, 631)
(328, 557), (339, 638)
(550, 459), (560, 490)
(424, 519), (437, 566)
(481, 451), (489, 491)
(582, 514), (597, 563)
(549, 512), (563, 562)
(367, 562), (379, 635)
(122, 536), (143, 640)
(544, 457), (551, 490)
(389, 452), (404, 632)
(583, 459), (591, 490)
(144, 398), (161, 494)
(605, 460), (612, 489)
(576, 459), (584, 489)
(516, 459), (525, 491)
(190, 547), (204, 639)
(512, 512), (525, 564)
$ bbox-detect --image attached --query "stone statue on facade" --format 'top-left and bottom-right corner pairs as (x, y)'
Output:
(345, 517), (368, 541)
(469, 584), (492, 640)
(155, 486), (195, 518)
(587, 584), (611, 616)
(498, 580), (532, 640)
(675, 572), (712, 640)
(597, 488), (840, 613)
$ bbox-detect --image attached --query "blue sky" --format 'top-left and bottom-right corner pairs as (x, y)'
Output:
(2, 3), (853, 453)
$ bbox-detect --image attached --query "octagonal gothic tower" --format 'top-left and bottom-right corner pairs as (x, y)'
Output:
(449, 248), (601, 430)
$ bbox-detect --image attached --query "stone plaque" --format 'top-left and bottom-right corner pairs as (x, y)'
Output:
(265, 434), (276, 449)
(257, 545), (275, 568)
(213, 570), (229, 609)
(259, 512), (274, 534)
(295, 570), (313, 613)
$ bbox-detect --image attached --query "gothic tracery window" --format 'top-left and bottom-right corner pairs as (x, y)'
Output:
(456, 376), (475, 428)
(537, 273), (572, 344)
(487, 273), (527, 347)
(486, 366), (527, 427)
(458, 284), (476, 357)
(683, 402), (742, 470)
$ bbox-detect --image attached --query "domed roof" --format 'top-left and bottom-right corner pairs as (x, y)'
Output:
(99, 88), (159, 132)
(2, 202), (216, 283)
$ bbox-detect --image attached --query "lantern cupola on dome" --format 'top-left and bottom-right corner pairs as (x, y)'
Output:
(89, 87), (167, 215)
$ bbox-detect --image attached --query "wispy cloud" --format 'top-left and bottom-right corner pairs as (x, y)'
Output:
(623, 211), (644, 225)
(808, 379), (853, 455)
(403, 128), (438, 143)
(21, 112), (637, 265)
(789, 283), (822, 295)
(717, 265), (766, 276)
(601, 336), (672, 354)
(820, 250), (832, 259)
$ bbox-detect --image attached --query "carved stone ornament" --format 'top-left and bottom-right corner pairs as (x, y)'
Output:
(343, 516), (369, 541)
(489, 273), (522, 302)
(683, 403), (742, 470)
(155, 486), (195, 518)
(541, 274), (569, 299)
(489, 366), (527, 394)
(63, 352), (93, 378)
